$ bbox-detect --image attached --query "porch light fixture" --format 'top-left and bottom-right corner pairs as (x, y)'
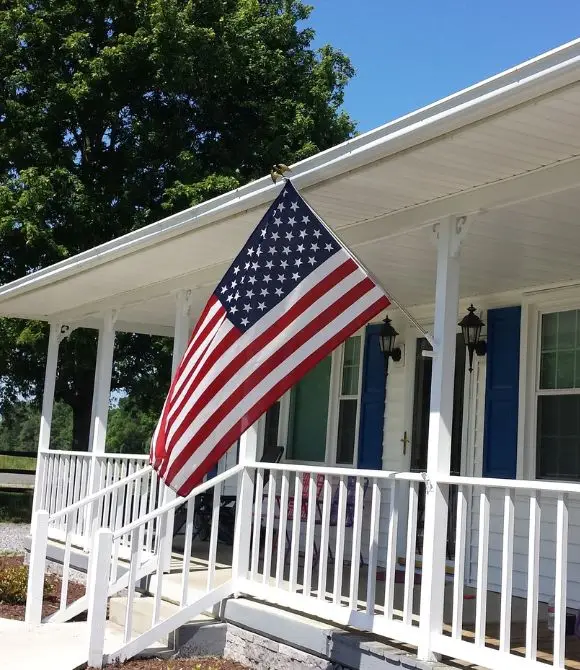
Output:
(459, 304), (487, 373)
(379, 316), (402, 376)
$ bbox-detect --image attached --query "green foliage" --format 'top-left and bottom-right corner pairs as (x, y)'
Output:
(106, 396), (158, 454)
(0, 490), (33, 523)
(0, 0), (355, 444)
(0, 563), (53, 604)
(0, 401), (72, 452)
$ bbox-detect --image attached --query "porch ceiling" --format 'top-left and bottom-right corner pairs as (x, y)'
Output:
(1, 41), (580, 334)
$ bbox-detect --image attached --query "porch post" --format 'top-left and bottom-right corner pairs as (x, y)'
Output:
(418, 216), (462, 661)
(85, 312), (116, 549)
(161, 289), (192, 570)
(32, 323), (63, 513)
(232, 424), (258, 584)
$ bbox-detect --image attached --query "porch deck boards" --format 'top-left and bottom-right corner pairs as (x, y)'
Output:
(167, 539), (580, 670)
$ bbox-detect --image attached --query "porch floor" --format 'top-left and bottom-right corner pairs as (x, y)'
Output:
(167, 537), (580, 670)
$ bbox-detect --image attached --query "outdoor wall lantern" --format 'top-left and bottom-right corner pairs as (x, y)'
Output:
(379, 315), (402, 377)
(459, 304), (487, 372)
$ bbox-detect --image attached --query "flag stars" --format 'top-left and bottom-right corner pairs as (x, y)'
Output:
(275, 287), (283, 296)
(260, 228), (267, 238)
(233, 266), (240, 275)
(277, 202), (285, 212)
(311, 242), (319, 252)
(243, 304), (251, 312)
(233, 291), (240, 301)
(277, 274), (286, 283)
(268, 247), (276, 255)
(220, 286), (227, 294)
(287, 216), (296, 226)
(282, 246), (291, 255)
(251, 262), (259, 271)
(226, 294), (233, 303)
(292, 272), (300, 281)
(256, 246), (263, 257)
(294, 258), (303, 267)
(248, 276), (257, 285)
(260, 288), (269, 297)
(302, 215), (310, 224)
(273, 216), (283, 227)
(271, 232), (280, 241)
(290, 201), (299, 211)
(241, 317), (249, 327)
(308, 257), (316, 266)
(246, 289), (254, 298)
(313, 229), (321, 238)
(265, 260), (274, 269)
(230, 305), (238, 314)
(299, 230), (307, 239)
(244, 262), (250, 270)
(280, 260), (289, 269)
(263, 274), (272, 283)
(324, 243), (333, 252)
(231, 280), (237, 289)
(247, 247), (254, 257)
(285, 231), (294, 241)
(258, 302), (266, 311)
(296, 243), (305, 253)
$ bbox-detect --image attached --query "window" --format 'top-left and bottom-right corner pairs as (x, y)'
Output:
(537, 310), (580, 480)
(336, 337), (362, 464)
(283, 335), (364, 465)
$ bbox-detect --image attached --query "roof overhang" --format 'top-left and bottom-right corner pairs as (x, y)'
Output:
(1, 39), (580, 334)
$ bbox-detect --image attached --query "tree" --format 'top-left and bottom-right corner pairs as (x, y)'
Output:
(106, 396), (159, 455)
(0, 0), (355, 448)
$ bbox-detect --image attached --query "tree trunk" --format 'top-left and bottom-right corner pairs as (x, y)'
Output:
(71, 401), (93, 451)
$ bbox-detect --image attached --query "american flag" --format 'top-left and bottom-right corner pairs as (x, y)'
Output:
(151, 181), (390, 496)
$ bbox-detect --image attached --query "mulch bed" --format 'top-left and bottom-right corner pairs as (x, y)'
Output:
(93, 659), (248, 669)
(0, 553), (85, 620)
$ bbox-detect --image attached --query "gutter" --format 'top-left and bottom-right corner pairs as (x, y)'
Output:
(1, 38), (579, 303)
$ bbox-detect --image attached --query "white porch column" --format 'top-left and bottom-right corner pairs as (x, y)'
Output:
(90, 311), (116, 455)
(418, 216), (462, 661)
(85, 312), (116, 550)
(32, 323), (64, 513)
(161, 289), (192, 569)
(232, 424), (258, 583)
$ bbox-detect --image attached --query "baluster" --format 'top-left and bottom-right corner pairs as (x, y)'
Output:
(475, 486), (490, 648)
(72, 457), (82, 536)
(124, 528), (140, 643)
(275, 471), (290, 589)
(384, 479), (398, 620)
(55, 455), (63, 523)
(288, 473), (303, 593)
(180, 497), (195, 606)
(96, 458), (106, 527)
(47, 455), (56, 515)
(207, 482), (222, 592)
(250, 469), (264, 580)
(317, 475), (332, 601)
(348, 478), (364, 611)
(146, 471), (158, 553)
(262, 472), (277, 586)
(332, 475), (347, 605)
(111, 536), (121, 586)
(366, 478), (381, 615)
(152, 513), (168, 626)
(110, 460), (121, 534)
(452, 485), (468, 639)
(302, 474), (317, 596)
(554, 493), (568, 669)
(60, 515), (72, 611)
(403, 481), (418, 625)
(102, 459), (113, 527)
(499, 488), (515, 653)
(526, 492), (541, 661)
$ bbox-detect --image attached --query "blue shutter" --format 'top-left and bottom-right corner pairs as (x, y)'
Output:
(357, 324), (386, 470)
(482, 306), (521, 478)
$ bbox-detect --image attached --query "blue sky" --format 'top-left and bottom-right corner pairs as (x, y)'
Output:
(307, 1), (580, 132)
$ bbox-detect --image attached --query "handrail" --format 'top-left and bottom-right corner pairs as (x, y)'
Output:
(250, 461), (426, 481)
(113, 464), (244, 539)
(41, 449), (148, 460)
(49, 464), (155, 522)
(439, 473), (580, 495)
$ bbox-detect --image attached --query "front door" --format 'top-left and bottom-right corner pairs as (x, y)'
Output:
(411, 334), (466, 558)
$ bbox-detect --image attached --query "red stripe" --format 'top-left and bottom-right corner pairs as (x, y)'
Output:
(162, 258), (358, 457)
(164, 278), (382, 484)
(171, 294), (390, 496)
(152, 296), (222, 466)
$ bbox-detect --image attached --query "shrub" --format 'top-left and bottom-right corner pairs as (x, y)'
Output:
(0, 564), (54, 604)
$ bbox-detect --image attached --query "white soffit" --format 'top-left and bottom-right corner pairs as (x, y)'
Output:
(0, 39), (580, 327)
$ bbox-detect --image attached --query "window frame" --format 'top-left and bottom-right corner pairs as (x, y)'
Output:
(534, 306), (580, 481)
(276, 329), (366, 467)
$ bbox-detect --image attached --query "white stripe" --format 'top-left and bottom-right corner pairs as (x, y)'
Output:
(169, 314), (232, 405)
(182, 298), (222, 360)
(165, 251), (352, 439)
(168, 285), (384, 490)
(165, 257), (364, 460)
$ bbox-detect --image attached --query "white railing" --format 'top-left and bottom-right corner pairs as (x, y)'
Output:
(92, 465), (243, 667)
(37, 451), (150, 538)
(238, 462), (426, 647)
(429, 474), (580, 670)
(26, 463), (159, 624)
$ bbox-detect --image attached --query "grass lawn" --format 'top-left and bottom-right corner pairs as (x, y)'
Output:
(0, 454), (36, 471)
(0, 489), (33, 523)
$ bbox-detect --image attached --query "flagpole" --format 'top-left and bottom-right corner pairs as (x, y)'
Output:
(288, 180), (434, 345)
